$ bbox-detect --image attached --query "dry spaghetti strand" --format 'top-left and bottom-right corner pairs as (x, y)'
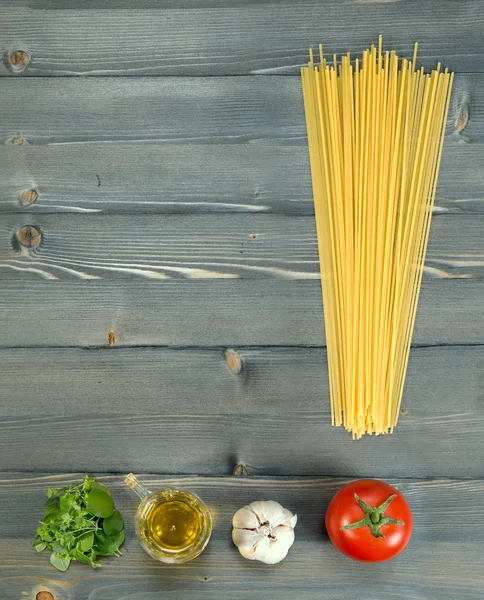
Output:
(301, 38), (453, 438)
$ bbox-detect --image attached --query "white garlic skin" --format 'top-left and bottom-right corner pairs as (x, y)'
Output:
(232, 500), (297, 564)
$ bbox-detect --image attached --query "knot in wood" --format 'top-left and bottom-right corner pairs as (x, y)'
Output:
(7, 49), (31, 72)
(36, 592), (54, 600)
(233, 463), (249, 476)
(16, 225), (41, 248)
(18, 189), (38, 206)
(454, 103), (469, 134)
(224, 349), (243, 375)
(9, 136), (25, 145)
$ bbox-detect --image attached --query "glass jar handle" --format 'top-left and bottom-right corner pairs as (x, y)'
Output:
(124, 473), (151, 500)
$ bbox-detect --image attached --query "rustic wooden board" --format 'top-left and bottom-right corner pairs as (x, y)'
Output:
(2, 213), (482, 280)
(0, 75), (479, 145)
(0, 346), (482, 477)
(1, 142), (482, 215)
(1, 474), (483, 600)
(1, 1), (483, 75)
(0, 2), (482, 598)
(0, 279), (482, 347)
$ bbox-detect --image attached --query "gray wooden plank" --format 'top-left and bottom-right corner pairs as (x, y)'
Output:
(1, 474), (483, 599)
(0, 1), (483, 75)
(1, 213), (482, 280)
(0, 77), (304, 145)
(1, 142), (483, 215)
(0, 346), (483, 477)
(4, 345), (483, 418)
(0, 279), (482, 347)
(0, 75), (480, 145)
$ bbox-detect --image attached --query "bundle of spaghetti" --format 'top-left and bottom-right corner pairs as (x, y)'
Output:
(301, 38), (453, 438)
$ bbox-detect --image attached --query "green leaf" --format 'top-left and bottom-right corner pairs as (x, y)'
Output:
(38, 530), (53, 542)
(63, 532), (75, 547)
(89, 552), (101, 569)
(94, 530), (109, 546)
(52, 541), (66, 555)
(75, 515), (90, 529)
(50, 553), (71, 572)
(109, 529), (125, 550)
(43, 506), (61, 522)
(61, 513), (73, 525)
(103, 510), (124, 536)
(44, 497), (59, 507)
(96, 544), (118, 557)
(34, 542), (47, 552)
(59, 494), (71, 511)
(87, 490), (115, 518)
(73, 548), (91, 564)
(79, 532), (94, 552)
(94, 531), (118, 556)
(91, 481), (112, 497)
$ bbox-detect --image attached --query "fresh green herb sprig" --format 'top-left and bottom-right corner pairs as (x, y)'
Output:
(34, 475), (125, 571)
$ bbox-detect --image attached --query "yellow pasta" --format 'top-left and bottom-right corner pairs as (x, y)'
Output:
(301, 38), (453, 438)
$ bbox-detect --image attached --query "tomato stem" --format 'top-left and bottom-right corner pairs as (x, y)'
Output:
(340, 493), (404, 539)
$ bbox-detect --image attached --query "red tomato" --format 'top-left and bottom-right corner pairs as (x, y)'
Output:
(325, 479), (412, 562)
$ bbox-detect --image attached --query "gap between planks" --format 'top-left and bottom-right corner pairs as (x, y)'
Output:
(0, 472), (482, 483)
(0, 342), (483, 350)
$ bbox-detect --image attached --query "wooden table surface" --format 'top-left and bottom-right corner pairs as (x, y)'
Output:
(1, 1), (483, 598)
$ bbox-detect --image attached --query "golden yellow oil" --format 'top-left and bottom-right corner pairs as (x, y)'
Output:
(140, 492), (203, 555)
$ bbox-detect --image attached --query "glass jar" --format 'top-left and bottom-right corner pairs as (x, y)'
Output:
(124, 473), (212, 564)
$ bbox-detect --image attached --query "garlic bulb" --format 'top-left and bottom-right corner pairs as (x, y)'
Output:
(232, 500), (297, 564)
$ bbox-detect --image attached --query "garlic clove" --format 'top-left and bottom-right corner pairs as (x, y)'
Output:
(253, 532), (292, 565)
(279, 508), (298, 529)
(248, 500), (282, 524)
(232, 528), (262, 558)
(232, 505), (260, 530)
(273, 524), (296, 548)
(250, 535), (272, 563)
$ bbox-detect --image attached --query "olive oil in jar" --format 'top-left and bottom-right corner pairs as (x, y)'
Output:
(143, 494), (201, 551)
(138, 490), (212, 562)
(124, 475), (212, 564)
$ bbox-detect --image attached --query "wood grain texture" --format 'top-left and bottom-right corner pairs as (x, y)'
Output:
(0, 4), (482, 598)
(1, 142), (482, 215)
(1, 474), (484, 599)
(0, 279), (482, 347)
(0, 1), (483, 75)
(0, 346), (483, 477)
(0, 75), (480, 145)
(1, 213), (482, 280)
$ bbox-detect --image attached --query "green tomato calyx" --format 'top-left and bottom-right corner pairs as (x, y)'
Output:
(340, 493), (404, 539)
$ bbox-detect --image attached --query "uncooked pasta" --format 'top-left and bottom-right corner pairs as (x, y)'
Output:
(301, 37), (453, 438)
